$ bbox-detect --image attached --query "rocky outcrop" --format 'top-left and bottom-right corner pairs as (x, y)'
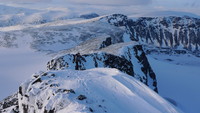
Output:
(103, 14), (200, 56)
(47, 52), (134, 76)
(47, 44), (158, 92)
(102, 14), (128, 27)
(0, 93), (19, 113)
(127, 16), (200, 51)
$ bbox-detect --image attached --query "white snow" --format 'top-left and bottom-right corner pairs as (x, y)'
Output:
(122, 32), (132, 42)
(0, 3), (198, 113)
(19, 68), (183, 113)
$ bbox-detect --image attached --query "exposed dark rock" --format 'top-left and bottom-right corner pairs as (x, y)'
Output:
(36, 101), (43, 109)
(32, 78), (42, 85)
(56, 89), (75, 94)
(77, 95), (87, 100)
(104, 14), (200, 56)
(99, 37), (112, 49)
(89, 107), (94, 112)
(104, 14), (128, 27)
(47, 44), (158, 92)
(22, 104), (28, 113)
(165, 59), (173, 61)
(50, 84), (59, 87)
(133, 45), (158, 92)
(44, 108), (55, 113)
(12, 105), (19, 113)
(42, 73), (48, 76)
(19, 86), (23, 96)
(0, 93), (18, 112)
(33, 74), (39, 78)
(47, 52), (134, 77)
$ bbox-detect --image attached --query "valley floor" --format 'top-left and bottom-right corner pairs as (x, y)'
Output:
(148, 55), (200, 113)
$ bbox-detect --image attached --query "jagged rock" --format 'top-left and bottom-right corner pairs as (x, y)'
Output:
(18, 72), (79, 113)
(107, 15), (200, 53)
(99, 37), (112, 49)
(100, 14), (200, 57)
(0, 93), (18, 110)
(47, 52), (134, 76)
(102, 14), (128, 27)
(47, 43), (158, 92)
(77, 95), (87, 100)
(89, 107), (94, 112)
(0, 93), (19, 113)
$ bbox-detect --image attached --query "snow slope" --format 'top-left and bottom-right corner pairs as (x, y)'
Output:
(18, 68), (183, 113)
(148, 55), (200, 113)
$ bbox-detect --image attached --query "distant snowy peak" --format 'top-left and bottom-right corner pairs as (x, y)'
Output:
(100, 14), (128, 27)
(18, 68), (181, 113)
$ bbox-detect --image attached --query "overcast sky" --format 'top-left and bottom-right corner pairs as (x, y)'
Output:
(0, 0), (198, 6)
(0, 0), (199, 17)
(0, 0), (152, 5)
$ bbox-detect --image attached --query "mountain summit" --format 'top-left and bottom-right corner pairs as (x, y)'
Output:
(15, 68), (182, 113)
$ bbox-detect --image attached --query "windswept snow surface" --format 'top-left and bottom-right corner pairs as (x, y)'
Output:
(148, 55), (200, 113)
(0, 47), (51, 100)
(19, 68), (183, 113)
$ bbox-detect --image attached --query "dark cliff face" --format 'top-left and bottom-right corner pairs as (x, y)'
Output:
(104, 14), (200, 54)
(47, 44), (158, 92)
(47, 52), (134, 77)
(133, 45), (157, 92)
(127, 16), (200, 51)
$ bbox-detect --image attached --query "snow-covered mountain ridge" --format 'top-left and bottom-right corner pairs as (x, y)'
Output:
(114, 14), (200, 55)
(1, 13), (200, 56)
(47, 42), (158, 92)
(4, 68), (183, 113)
